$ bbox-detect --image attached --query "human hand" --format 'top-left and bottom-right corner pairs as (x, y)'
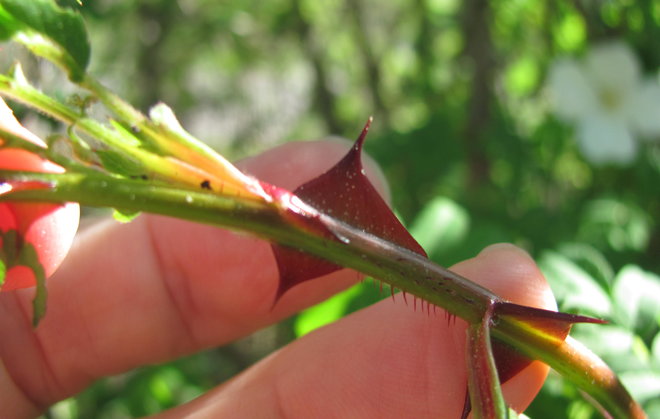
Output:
(0, 140), (555, 418)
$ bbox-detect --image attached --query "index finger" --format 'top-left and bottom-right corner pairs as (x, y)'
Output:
(0, 139), (387, 415)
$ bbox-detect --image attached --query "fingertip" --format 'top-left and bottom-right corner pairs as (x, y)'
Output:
(501, 359), (550, 414)
(454, 243), (557, 311)
(237, 139), (391, 201)
(454, 243), (557, 414)
(477, 242), (532, 260)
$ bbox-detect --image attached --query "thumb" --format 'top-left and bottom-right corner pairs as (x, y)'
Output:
(157, 243), (555, 418)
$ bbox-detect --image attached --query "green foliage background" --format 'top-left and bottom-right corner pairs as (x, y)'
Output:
(7, 0), (657, 417)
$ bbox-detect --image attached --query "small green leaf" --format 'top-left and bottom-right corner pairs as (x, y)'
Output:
(0, 0), (90, 80)
(15, 240), (48, 325)
(96, 149), (146, 178)
(108, 120), (143, 148)
(1, 229), (20, 264)
(0, 229), (48, 324)
(0, 258), (6, 287)
(30, 260), (47, 325)
(112, 208), (140, 224)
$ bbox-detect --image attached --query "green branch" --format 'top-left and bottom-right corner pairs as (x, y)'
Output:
(0, 169), (643, 418)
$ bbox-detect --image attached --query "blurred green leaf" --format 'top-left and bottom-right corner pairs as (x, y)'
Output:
(578, 199), (651, 253)
(0, 5), (20, 38)
(646, 399), (660, 419)
(612, 265), (660, 338)
(652, 333), (660, 367)
(555, 242), (615, 291)
(427, 0), (459, 16)
(539, 250), (612, 317)
(409, 196), (469, 259)
(553, 10), (586, 51)
(571, 324), (648, 372)
(620, 370), (660, 404)
(48, 398), (78, 419)
(294, 281), (363, 337)
(505, 55), (540, 96)
(0, 0), (90, 80)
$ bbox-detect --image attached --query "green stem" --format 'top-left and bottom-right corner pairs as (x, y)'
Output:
(466, 305), (509, 419)
(491, 315), (645, 419)
(0, 170), (643, 418)
(78, 75), (148, 126)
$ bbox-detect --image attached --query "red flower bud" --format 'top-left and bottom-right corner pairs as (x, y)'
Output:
(0, 100), (79, 292)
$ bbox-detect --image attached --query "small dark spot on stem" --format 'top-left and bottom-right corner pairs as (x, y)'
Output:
(461, 296), (475, 305)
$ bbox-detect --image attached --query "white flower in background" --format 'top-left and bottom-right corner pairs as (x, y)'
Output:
(547, 41), (660, 165)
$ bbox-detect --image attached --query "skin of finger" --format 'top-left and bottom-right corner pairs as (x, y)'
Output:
(157, 243), (556, 419)
(0, 139), (386, 412)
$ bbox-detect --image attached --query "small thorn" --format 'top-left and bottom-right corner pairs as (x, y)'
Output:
(402, 291), (408, 305)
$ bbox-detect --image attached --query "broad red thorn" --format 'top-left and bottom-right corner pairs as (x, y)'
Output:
(270, 118), (426, 300)
(0, 98), (79, 292)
